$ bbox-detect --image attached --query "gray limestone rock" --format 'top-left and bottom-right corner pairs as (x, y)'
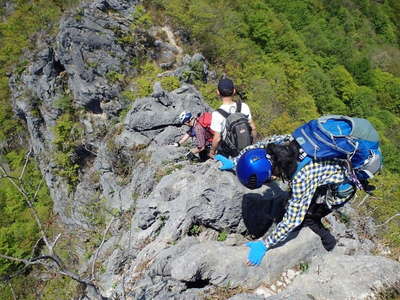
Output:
(270, 254), (400, 300)
(228, 294), (265, 300)
(7, 1), (400, 299)
(169, 229), (324, 289)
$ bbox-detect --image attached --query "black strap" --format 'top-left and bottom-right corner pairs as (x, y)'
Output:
(236, 100), (242, 113)
(217, 108), (230, 119)
(217, 101), (242, 119)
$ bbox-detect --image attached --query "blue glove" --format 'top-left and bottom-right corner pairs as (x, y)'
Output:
(215, 154), (234, 170)
(246, 241), (268, 266)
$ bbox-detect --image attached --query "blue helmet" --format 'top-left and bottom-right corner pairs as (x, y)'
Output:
(178, 111), (192, 124)
(236, 148), (272, 189)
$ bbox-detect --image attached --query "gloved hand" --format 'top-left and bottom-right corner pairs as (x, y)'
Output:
(171, 142), (180, 147)
(246, 241), (268, 266)
(214, 154), (234, 171)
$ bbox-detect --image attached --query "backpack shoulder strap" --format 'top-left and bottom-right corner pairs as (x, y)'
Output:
(292, 156), (312, 179)
(236, 101), (242, 113)
(217, 108), (230, 119)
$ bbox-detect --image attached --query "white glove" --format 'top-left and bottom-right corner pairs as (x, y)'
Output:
(172, 142), (180, 147)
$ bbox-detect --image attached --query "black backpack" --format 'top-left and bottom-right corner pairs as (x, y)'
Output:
(217, 101), (253, 157)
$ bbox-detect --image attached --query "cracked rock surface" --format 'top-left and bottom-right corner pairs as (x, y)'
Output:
(8, 0), (400, 299)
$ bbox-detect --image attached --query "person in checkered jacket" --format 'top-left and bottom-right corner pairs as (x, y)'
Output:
(215, 135), (356, 266)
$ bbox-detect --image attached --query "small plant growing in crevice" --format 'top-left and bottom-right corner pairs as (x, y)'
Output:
(298, 261), (309, 273)
(54, 94), (74, 113)
(203, 285), (253, 300)
(217, 231), (228, 242)
(188, 224), (203, 236)
(337, 211), (351, 224)
(155, 163), (183, 183)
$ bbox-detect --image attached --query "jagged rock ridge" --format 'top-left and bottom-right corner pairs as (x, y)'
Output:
(8, 0), (400, 299)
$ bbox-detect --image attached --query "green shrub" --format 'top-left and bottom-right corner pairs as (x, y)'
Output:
(131, 5), (153, 31)
(160, 76), (180, 91)
(106, 71), (125, 83)
(54, 94), (73, 113)
(0, 150), (52, 276)
(129, 62), (161, 98)
(52, 113), (83, 187)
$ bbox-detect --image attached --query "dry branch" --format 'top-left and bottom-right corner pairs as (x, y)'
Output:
(376, 213), (400, 228)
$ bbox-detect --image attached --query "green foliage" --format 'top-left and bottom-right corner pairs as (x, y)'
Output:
(367, 172), (400, 248)
(0, 0), (79, 149)
(0, 150), (52, 276)
(217, 231), (228, 242)
(106, 71), (125, 83)
(121, 90), (136, 102)
(197, 81), (219, 109)
(53, 94), (73, 113)
(298, 261), (309, 273)
(131, 5), (153, 31)
(160, 76), (180, 91)
(188, 224), (202, 236)
(329, 66), (358, 102)
(369, 69), (400, 114)
(53, 113), (83, 187)
(127, 61), (162, 98)
(0, 1), (81, 298)
(40, 276), (78, 300)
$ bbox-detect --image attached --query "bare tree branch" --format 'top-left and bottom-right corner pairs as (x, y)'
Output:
(0, 156), (107, 299)
(357, 194), (369, 207)
(0, 164), (50, 249)
(8, 282), (17, 300)
(0, 254), (31, 265)
(376, 213), (400, 228)
(19, 148), (33, 180)
(0, 253), (104, 297)
(32, 180), (44, 202)
(50, 233), (62, 250)
(91, 216), (115, 280)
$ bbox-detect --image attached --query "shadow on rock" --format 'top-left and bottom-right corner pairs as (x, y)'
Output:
(242, 181), (289, 238)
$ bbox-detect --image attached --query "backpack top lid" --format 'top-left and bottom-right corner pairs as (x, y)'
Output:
(292, 115), (380, 160)
(319, 115), (379, 142)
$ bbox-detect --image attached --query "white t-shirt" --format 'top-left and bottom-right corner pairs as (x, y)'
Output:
(210, 102), (252, 134)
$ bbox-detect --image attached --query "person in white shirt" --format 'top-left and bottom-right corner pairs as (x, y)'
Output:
(209, 77), (257, 158)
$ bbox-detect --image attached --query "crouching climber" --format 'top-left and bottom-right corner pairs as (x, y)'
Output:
(215, 115), (382, 266)
(173, 111), (214, 162)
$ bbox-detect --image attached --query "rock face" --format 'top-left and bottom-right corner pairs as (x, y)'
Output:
(8, 0), (400, 299)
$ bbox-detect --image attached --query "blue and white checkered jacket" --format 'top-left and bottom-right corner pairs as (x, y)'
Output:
(236, 135), (350, 248)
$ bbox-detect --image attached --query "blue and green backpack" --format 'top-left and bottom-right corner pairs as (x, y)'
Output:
(292, 115), (383, 182)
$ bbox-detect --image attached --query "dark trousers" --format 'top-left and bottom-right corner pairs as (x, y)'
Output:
(302, 187), (337, 251)
(199, 145), (211, 162)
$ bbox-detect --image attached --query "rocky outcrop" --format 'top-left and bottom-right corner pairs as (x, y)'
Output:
(8, 0), (400, 299)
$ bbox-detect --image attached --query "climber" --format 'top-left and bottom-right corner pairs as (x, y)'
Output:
(173, 111), (213, 162)
(209, 77), (257, 158)
(216, 136), (355, 265)
(216, 117), (382, 265)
